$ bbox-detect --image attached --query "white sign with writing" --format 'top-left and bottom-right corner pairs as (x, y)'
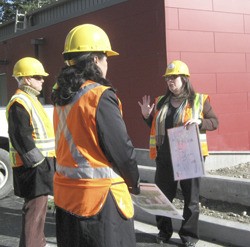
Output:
(167, 124), (205, 181)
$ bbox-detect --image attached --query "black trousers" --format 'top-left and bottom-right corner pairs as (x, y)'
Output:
(19, 195), (48, 247)
(155, 156), (200, 244)
(56, 192), (136, 247)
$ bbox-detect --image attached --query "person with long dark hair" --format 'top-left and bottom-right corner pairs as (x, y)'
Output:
(138, 60), (218, 247)
(51, 24), (140, 247)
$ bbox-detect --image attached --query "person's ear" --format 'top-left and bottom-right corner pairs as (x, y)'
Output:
(93, 56), (98, 64)
(23, 77), (31, 86)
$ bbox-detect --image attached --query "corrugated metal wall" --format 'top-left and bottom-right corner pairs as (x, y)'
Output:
(30, 0), (127, 27)
(0, 0), (126, 41)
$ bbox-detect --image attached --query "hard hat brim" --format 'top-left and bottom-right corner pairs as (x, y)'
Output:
(106, 50), (119, 56)
(63, 50), (119, 56)
(12, 72), (49, 77)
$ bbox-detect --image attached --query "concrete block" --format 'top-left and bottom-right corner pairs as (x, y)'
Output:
(200, 175), (250, 206)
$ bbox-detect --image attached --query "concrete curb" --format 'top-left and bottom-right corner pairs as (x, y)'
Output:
(134, 205), (250, 247)
(138, 165), (250, 207)
(135, 148), (250, 246)
(201, 175), (250, 206)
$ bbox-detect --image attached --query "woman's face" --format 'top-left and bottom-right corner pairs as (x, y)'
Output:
(165, 75), (183, 95)
(95, 55), (108, 79)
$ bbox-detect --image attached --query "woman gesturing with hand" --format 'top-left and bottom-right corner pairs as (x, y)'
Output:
(138, 95), (155, 119)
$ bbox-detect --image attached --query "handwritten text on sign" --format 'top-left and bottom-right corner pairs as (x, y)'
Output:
(167, 124), (205, 181)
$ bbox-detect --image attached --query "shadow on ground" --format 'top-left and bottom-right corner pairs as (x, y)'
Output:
(0, 193), (183, 247)
(136, 231), (182, 247)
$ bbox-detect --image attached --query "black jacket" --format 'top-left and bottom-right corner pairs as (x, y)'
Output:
(97, 88), (140, 194)
(8, 102), (55, 199)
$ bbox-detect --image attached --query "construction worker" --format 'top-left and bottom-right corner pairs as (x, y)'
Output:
(51, 24), (140, 247)
(6, 57), (56, 247)
(138, 60), (218, 247)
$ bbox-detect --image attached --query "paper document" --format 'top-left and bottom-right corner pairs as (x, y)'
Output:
(167, 124), (205, 181)
(132, 183), (183, 220)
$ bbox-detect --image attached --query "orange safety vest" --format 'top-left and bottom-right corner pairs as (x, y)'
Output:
(6, 89), (55, 167)
(149, 93), (209, 159)
(53, 80), (134, 218)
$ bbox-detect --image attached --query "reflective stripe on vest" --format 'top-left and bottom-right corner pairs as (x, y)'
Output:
(149, 93), (208, 159)
(53, 81), (134, 218)
(55, 83), (120, 180)
(6, 90), (55, 167)
(189, 94), (208, 156)
(182, 94), (208, 156)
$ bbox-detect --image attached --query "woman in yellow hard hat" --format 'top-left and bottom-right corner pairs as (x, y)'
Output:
(138, 60), (219, 247)
(51, 24), (140, 247)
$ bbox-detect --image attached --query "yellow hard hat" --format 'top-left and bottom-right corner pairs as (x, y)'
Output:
(13, 57), (49, 77)
(163, 60), (190, 77)
(63, 24), (119, 56)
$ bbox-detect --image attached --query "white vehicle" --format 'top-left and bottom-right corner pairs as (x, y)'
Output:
(0, 105), (54, 199)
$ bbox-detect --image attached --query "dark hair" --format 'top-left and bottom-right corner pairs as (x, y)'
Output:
(51, 52), (113, 106)
(165, 75), (196, 107)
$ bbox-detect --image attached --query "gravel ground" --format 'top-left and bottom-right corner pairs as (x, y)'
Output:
(208, 162), (250, 179)
(173, 163), (250, 225)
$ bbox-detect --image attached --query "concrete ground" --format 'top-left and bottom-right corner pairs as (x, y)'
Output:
(134, 204), (250, 247)
(0, 193), (230, 247)
(134, 221), (226, 247)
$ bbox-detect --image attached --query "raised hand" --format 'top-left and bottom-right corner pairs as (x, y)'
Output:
(138, 95), (155, 119)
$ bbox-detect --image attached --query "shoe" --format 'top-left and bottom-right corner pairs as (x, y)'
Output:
(156, 231), (171, 244)
(184, 242), (196, 247)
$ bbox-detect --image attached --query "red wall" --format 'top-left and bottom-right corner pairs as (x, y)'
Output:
(165, 0), (250, 151)
(1, 0), (249, 151)
(0, 0), (166, 149)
